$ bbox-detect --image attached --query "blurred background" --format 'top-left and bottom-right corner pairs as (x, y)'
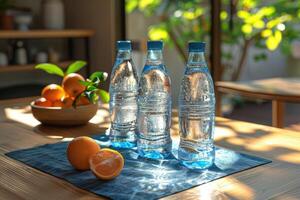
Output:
(0, 0), (123, 98)
(126, 0), (300, 131)
(0, 0), (299, 130)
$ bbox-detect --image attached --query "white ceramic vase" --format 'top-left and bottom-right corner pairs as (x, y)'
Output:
(42, 0), (65, 29)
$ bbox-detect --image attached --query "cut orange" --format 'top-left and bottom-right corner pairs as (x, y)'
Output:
(67, 136), (101, 170)
(89, 148), (124, 180)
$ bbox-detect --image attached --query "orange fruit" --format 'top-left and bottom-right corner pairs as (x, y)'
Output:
(76, 95), (90, 106)
(34, 97), (52, 107)
(41, 84), (65, 102)
(61, 96), (74, 108)
(52, 100), (64, 107)
(89, 148), (124, 180)
(67, 136), (101, 170)
(62, 73), (86, 97)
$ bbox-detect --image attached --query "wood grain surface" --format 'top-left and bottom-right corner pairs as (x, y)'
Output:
(0, 97), (300, 200)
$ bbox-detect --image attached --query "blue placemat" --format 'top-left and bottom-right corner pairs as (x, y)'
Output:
(6, 134), (271, 200)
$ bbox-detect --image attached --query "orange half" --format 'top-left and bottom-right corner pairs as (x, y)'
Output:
(89, 148), (124, 180)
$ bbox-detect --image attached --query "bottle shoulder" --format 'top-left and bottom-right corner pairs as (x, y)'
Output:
(141, 64), (168, 74)
(140, 65), (171, 82)
(109, 59), (139, 92)
(112, 59), (137, 72)
(180, 71), (214, 90)
(139, 64), (171, 95)
(179, 69), (215, 103)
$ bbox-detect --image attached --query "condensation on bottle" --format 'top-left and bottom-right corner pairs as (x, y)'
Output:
(109, 40), (138, 149)
(137, 40), (172, 159)
(178, 42), (215, 169)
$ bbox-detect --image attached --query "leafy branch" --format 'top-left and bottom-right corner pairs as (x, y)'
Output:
(35, 60), (110, 108)
(73, 71), (110, 107)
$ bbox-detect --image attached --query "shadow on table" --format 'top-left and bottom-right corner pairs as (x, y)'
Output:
(215, 119), (300, 166)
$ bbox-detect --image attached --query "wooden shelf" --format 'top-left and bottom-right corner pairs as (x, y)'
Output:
(0, 61), (73, 73)
(0, 29), (95, 39)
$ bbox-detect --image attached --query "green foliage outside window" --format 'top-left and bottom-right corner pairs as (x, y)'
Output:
(126, 0), (300, 81)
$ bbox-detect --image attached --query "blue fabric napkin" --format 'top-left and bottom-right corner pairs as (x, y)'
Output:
(6, 135), (271, 200)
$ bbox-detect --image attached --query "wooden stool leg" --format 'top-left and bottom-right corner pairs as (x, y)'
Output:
(216, 90), (222, 117)
(272, 100), (285, 128)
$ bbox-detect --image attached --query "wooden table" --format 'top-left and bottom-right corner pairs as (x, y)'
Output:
(1, 97), (300, 199)
(216, 77), (300, 128)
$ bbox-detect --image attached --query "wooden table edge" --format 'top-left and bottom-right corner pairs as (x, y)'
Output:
(216, 83), (300, 102)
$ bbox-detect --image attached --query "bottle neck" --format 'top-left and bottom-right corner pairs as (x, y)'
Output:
(116, 50), (131, 60)
(146, 50), (163, 65)
(187, 51), (206, 66)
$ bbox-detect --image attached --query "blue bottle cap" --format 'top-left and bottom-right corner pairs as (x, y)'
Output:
(147, 40), (163, 50)
(188, 42), (205, 52)
(117, 40), (132, 50)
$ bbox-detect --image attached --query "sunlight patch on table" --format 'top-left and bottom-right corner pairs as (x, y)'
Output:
(46, 135), (64, 139)
(89, 108), (110, 124)
(193, 183), (220, 199)
(62, 137), (74, 142)
(4, 107), (39, 127)
(219, 177), (255, 200)
(246, 133), (300, 152)
(277, 152), (300, 164)
(215, 127), (237, 141)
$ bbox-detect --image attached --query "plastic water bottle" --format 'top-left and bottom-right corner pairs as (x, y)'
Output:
(109, 40), (138, 149)
(137, 40), (172, 159)
(178, 42), (215, 169)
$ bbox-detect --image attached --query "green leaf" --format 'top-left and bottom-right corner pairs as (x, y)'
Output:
(266, 36), (276, 50)
(253, 20), (264, 29)
(266, 32), (281, 51)
(237, 10), (250, 19)
(242, 0), (257, 8)
(241, 24), (253, 34)
(261, 29), (272, 38)
(98, 89), (110, 103)
(84, 91), (93, 103)
(126, 0), (138, 13)
(89, 72), (108, 82)
(65, 60), (87, 75)
(91, 92), (99, 103)
(148, 25), (169, 41)
(79, 80), (93, 87)
(87, 85), (98, 92)
(274, 30), (282, 42)
(182, 8), (203, 20)
(35, 63), (64, 77)
(220, 11), (228, 20)
(84, 90), (99, 104)
(260, 6), (275, 16)
(138, 0), (160, 10)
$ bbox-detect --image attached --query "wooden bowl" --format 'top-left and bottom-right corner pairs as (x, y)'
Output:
(31, 102), (98, 126)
